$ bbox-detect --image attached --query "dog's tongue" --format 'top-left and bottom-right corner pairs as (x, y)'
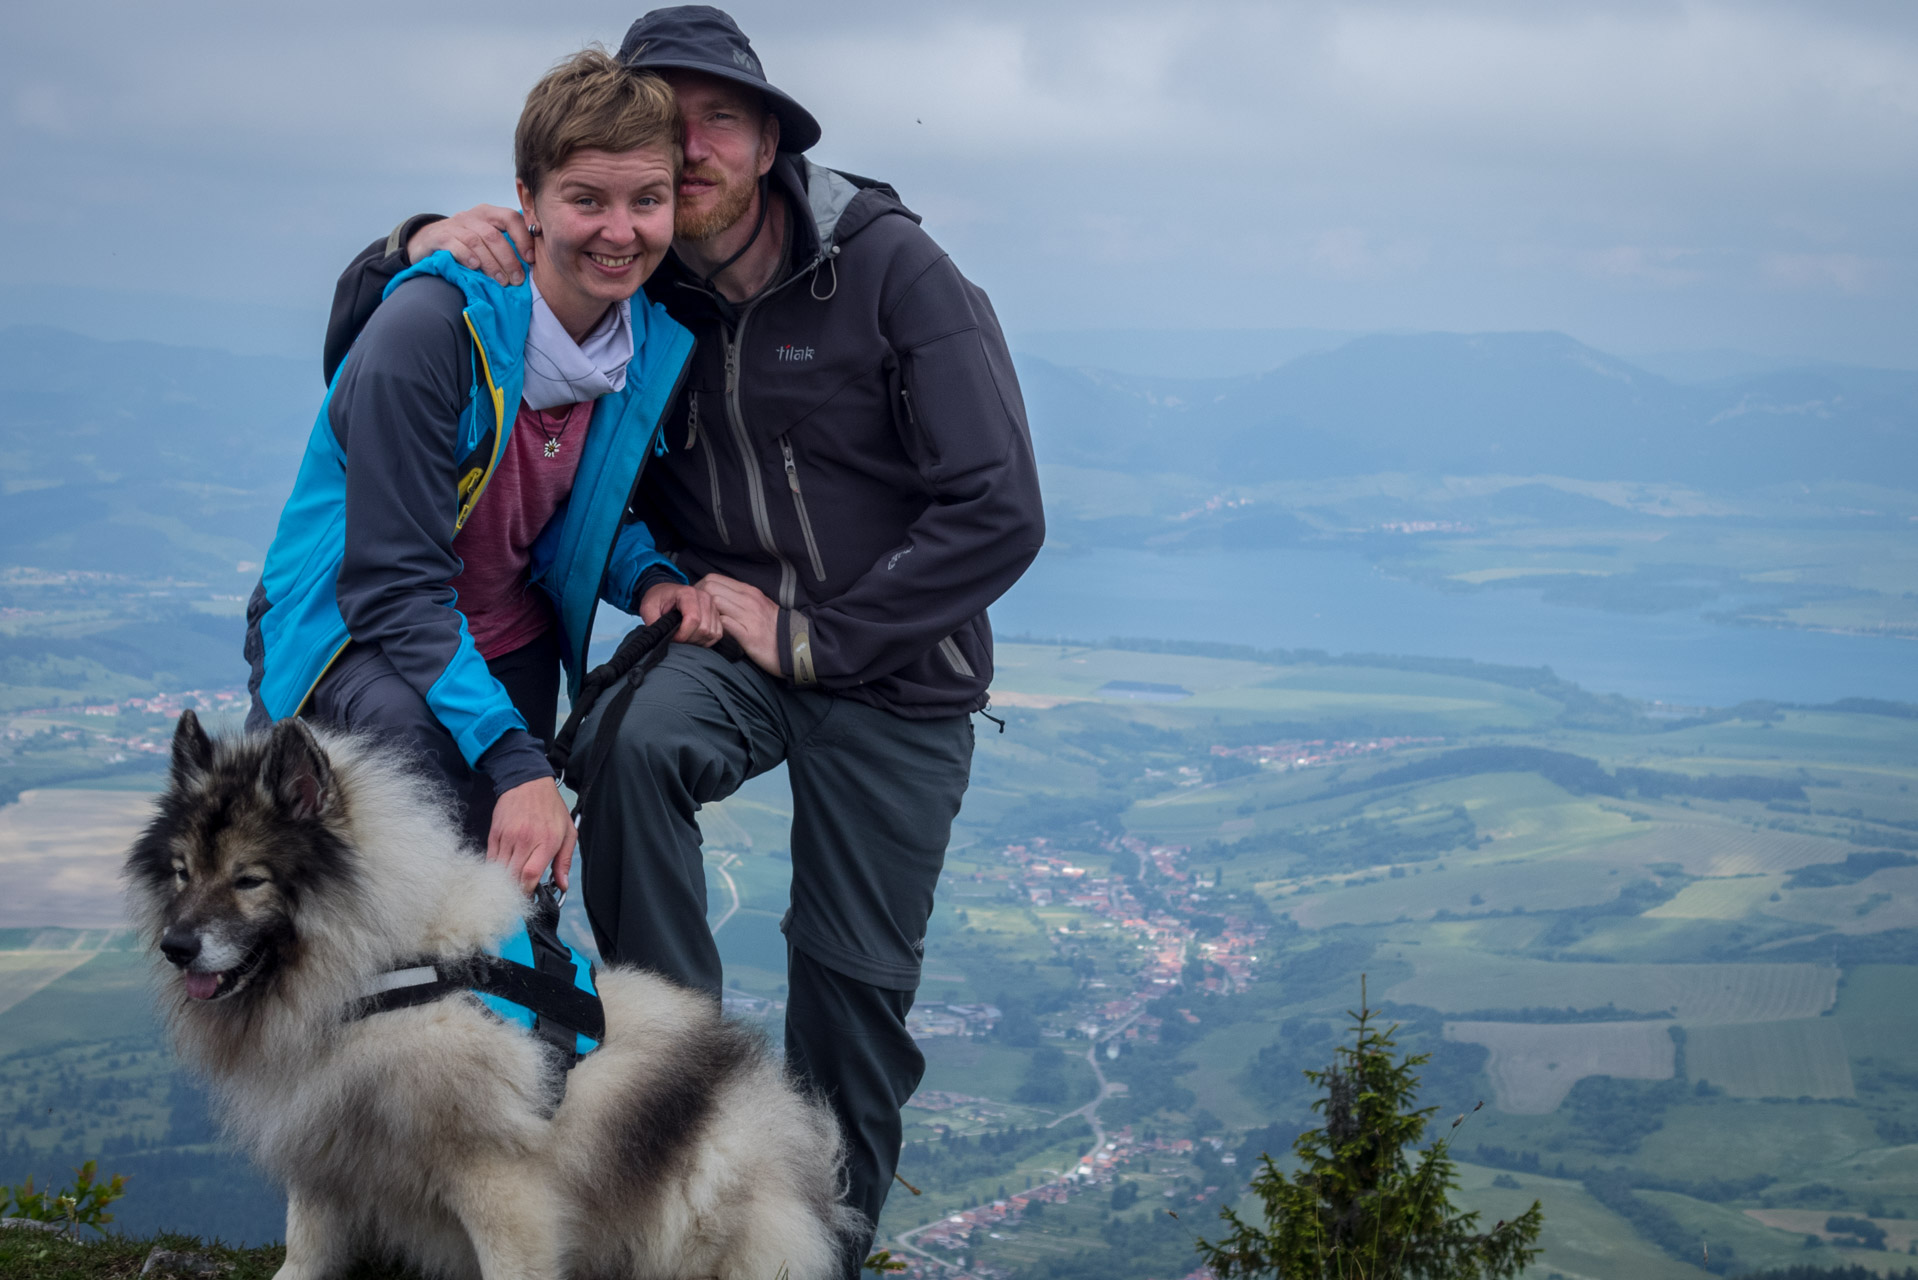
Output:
(184, 971), (222, 1000)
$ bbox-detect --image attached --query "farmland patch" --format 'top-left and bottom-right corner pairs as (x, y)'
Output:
(1592, 823), (1856, 877)
(1768, 865), (1918, 934)
(0, 787), (154, 927)
(0, 949), (98, 1016)
(1388, 954), (1838, 1023)
(1445, 1020), (1676, 1113)
(1745, 1209), (1918, 1253)
(1686, 1019), (1856, 1099)
(1644, 874), (1786, 920)
(1285, 855), (1625, 927)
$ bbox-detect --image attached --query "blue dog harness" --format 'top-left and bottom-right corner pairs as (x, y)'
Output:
(350, 883), (603, 1067)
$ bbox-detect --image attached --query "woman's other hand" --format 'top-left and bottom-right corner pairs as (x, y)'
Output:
(640, 581), (724, 646)
(488, 777), (577, 893)
(407, 205), (532, 285)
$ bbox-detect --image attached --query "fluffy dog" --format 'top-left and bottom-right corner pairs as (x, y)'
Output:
(124, 711), (862, 1280)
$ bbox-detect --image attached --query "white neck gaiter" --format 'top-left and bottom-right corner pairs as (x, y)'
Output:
(521, 275), (633, 410)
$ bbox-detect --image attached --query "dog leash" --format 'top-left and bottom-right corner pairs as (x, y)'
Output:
(547, 608), (742, 820)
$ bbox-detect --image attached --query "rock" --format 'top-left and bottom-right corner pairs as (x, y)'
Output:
(0, 1217), (70, 1236)
(141, 1246), (233, 1276)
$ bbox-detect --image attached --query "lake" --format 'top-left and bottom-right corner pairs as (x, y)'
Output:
(990, 546), (1918, 707)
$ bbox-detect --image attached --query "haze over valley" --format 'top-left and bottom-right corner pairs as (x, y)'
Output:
(3, 315), (1916, 1277)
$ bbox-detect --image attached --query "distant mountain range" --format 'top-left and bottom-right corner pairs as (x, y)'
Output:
(0, 326), (313, 577)
(1020, 330), (1918, 489)
(3, 324), (1914, 577)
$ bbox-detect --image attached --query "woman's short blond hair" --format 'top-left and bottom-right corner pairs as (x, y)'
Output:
(515, 48), (681, 195)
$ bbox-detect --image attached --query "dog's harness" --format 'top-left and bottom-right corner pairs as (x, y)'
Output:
(349, 612), (735, 1077)
(350, 883), (604, 1069)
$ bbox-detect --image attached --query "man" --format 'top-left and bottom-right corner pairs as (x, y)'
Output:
(324, 6), (1044, 1264)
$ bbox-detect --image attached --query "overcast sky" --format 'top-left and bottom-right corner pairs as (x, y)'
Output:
(5, 0), (1915, 368)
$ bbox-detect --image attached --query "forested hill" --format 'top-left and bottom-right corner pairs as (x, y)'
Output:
(6, 323), (1915, 583)
(1019, 330), (1918, 487)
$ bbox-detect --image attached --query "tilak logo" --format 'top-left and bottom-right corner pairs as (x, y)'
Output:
(732, 47), (761, 74)
(774, 344), (815, 362)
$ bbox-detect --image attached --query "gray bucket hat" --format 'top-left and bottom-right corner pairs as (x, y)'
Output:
(616, 6), (822, 153)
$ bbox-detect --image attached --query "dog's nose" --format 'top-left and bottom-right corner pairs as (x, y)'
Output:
(160, 928), (202, 968)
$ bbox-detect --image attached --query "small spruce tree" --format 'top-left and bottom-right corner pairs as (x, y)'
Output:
(1195, 981), (1543, 1280)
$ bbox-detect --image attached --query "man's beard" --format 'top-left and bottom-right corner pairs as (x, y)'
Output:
(676, 164), (758, 242)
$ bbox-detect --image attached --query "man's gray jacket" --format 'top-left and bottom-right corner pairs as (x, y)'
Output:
(326, 155), (1045, 719)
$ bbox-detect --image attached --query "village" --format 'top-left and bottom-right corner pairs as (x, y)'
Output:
(887, 828), (1274, 1279)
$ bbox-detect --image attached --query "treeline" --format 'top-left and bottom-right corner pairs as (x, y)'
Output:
(895, 1120), (1090, 1195)
(1469, 1145), (1775, 1203)
(1582, 1167), (1734, 1273)
(1351, 746), (1805, 804)
(1198, 804), (1478, 871)
(1413, 1003), (1673, 1023)
(1019, 1204), (1197, 1280)
(1737, 1268), (1918, 1280)
(1242, 1001), (1488, 1122)
(1563, 1073), (1689, 1155)
(1786, 851), (1916, 889)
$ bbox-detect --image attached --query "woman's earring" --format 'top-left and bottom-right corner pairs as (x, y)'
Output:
(527, 221), (541, 237)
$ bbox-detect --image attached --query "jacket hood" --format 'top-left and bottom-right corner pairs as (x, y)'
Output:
(783, 155), (918, 261)
(655, 155), (918, 295)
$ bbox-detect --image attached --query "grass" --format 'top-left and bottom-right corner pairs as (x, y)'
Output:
(1772, 867), (1918, 934)
(1631, 1102), (1883, 1183)
(1448, 1163), (1710, 1280)
(0, 952), (155, 1058)
(1637, 1189), (1892, 1274)
(1686, 1019), (1856, 1099)
(5, 648), (1918, 1273)
(1833, 966), (1918, 1061)
(0, 1229), (433, 1280)
(1447, 1020), (1677, 1114)
(1384, 953), (1839, 1024)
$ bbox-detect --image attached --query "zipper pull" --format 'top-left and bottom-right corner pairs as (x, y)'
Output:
(780, 437), (801, 493)
(901, 386), (917, 424)
(685, 397), (699, 449)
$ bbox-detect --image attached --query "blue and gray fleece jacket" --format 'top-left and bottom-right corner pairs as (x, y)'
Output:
(245, 253), (694, 791)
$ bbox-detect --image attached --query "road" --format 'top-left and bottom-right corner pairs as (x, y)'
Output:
(890, 1012), (1140, 1273)
(708, 852), (741, 934)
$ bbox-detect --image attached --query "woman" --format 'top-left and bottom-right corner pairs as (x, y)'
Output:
(244, 49), (717, 893)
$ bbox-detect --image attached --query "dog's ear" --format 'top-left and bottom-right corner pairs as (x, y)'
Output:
(260, 718), (333, 822)
(171, 710), (215, 782)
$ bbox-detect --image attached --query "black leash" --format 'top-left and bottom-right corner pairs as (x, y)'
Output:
(547, 608), (742, 819)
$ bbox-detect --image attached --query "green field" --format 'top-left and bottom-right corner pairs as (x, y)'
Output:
(4, 641), (1918, 1274)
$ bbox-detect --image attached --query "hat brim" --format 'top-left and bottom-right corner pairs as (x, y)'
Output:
(623, 56), (821, 153)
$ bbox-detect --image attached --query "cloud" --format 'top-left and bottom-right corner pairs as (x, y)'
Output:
(1, 0), (1913, 364)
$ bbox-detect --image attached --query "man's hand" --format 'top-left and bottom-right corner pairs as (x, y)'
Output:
(698, 574), (781, 675)
(407, 205), (531, 285)
(640, 581), (724, 646)
(487, 776), (577, 893)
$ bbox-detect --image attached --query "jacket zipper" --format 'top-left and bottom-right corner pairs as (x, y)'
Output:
(591, 346), (695, 657)
(687, 396), (729, 544)
(899, 385), (938, 462)
(938, 635), (976, 679)
(723, 308), (800, 610)
(779, 436), (828, 582)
